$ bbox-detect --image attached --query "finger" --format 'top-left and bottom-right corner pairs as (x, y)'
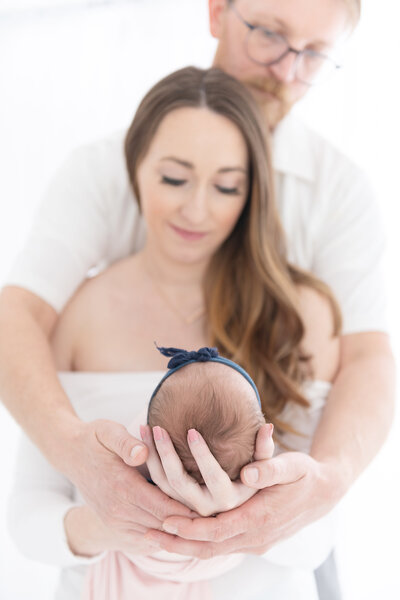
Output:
(241, 451), (310, 489)
(95, 420), (148, 466)
(145, 529), (225, 560)
(145, 528), (253, 558)
(162, 503), (252, 542)
(133, 471), (195, 521)
(253, 423), (275, 461)
(152, 427), (202, 508)
(140, 425), (179, 500)
(229, 481), (258, 508)
(187, 429), (231, 496)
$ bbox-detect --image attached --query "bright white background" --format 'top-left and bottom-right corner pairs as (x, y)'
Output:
(0, 1), (399, 598)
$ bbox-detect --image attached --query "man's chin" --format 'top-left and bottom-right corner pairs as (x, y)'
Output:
(256, 95), (292, 130)
(246, 83), (292, 129)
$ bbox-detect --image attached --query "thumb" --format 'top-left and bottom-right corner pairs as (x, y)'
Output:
(95, 420), (149, 466)
(253, 423), (275, 461)
(241, 451), (310, 489)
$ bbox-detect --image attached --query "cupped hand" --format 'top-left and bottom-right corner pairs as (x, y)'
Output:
(144, 450), (341, 559)
(140, 422), (275, 517)
(64, 504), (162, 558)
(65, 419), (194, 535)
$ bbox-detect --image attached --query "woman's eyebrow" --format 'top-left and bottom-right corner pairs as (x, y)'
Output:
(161, 157), (246, 174)
(161, 156), (193, 168)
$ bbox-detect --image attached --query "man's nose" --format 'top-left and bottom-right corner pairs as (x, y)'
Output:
(268, 50), (298, 83)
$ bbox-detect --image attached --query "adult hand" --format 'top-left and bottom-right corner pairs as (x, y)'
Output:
(144, 447), (342, 559)
(141, 422), (274, 517)
(64, 504), (162, 558)
(64, 419), (195, 535)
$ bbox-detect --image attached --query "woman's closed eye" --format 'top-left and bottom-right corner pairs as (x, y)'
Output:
(215, 184), (241, 196)
(161, 175), (187, 186)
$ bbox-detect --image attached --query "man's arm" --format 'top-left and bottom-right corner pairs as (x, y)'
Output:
(1, 286), (194, 530)
(7, 423), (162, 566)
(310, 331), (395, 489)
(0, 285), (76, 468)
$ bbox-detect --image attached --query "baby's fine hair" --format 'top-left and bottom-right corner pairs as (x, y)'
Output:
(148, 362), (265, 483)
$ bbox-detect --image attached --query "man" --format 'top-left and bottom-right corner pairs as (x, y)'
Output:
(0, 0), (395, 597)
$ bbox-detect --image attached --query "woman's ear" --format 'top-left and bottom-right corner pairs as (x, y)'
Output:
(209, 0), (229, 39)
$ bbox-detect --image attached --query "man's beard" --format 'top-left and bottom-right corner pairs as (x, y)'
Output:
(243, 76), (294, 129)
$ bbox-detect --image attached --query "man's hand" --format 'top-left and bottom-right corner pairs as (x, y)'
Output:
(144, 452), (340, 559)
(64, 504), (162, 558)
(65, 419), (195, 534)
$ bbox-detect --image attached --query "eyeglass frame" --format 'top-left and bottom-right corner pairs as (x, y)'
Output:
(228, 1), (342, 85)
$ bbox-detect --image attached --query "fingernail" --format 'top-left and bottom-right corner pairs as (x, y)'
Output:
(153, 426), (164, 442)
(163, 522), (178, 534)
(140, 425), (149, 442)
(188, 429), (199, 443)
(130, 445), (144, 459)
(244, 467), (259, 484)
(267, 424), (274, 438)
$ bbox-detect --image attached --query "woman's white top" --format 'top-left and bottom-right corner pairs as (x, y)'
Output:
(8, 371), (336, 600)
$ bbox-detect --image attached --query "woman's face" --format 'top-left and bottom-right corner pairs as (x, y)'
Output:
(136, 107), (249, 267)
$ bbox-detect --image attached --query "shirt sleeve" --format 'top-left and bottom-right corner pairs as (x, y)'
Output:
(7, 432), (106, 568)
(5, 142), (115, 313)
(312, 160), (388, 335)
(262, 510), (338, 570)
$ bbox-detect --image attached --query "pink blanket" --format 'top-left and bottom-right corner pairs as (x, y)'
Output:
(83, 550), (243, 599)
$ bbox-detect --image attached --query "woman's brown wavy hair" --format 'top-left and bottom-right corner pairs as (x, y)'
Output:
(125, 67), (341, 431)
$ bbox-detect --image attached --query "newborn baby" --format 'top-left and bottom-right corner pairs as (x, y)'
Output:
(147, 346), (266, 483)
(84, 347), (266, 600)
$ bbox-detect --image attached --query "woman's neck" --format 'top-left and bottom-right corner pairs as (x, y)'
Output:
(138, 245), (208, 288)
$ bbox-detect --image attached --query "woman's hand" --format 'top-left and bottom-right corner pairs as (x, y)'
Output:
(64, 504), (162, 558)
(140, 422), (274, 517)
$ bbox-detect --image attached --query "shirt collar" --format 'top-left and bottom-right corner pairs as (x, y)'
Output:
(272, 113), (315, 183)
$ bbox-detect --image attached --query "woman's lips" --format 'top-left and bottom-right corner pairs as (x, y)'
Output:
(169, 223), (208, 241)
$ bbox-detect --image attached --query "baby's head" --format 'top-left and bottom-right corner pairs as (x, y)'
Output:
(148, 347), (266, 483)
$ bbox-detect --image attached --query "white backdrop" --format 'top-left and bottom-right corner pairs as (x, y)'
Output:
(0, 1), (399, 599)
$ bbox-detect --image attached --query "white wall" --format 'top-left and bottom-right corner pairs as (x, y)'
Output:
(0, 1), (399, 598)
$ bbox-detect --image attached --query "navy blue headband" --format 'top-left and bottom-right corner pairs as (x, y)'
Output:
(150, 346), (261, 407)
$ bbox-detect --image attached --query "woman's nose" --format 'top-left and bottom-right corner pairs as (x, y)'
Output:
(268, 50), (298, 83)
(180, 187), (209, 224)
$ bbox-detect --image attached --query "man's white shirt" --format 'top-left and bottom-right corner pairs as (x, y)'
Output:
(7, 113), (387, 334)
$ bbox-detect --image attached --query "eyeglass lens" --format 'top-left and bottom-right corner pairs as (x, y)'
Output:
(247, 27), (335, 84)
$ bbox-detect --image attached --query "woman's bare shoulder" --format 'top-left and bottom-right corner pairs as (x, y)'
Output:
(296, 285), (340, 382)
(50, 256), (141, 369)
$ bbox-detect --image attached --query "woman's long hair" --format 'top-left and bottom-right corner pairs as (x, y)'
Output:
(125, 67), (341, 430)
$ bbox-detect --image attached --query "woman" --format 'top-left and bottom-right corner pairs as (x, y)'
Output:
(8, 67), (340, 599)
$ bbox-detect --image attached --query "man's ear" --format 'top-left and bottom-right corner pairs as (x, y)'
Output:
(209, 0), (229, 39)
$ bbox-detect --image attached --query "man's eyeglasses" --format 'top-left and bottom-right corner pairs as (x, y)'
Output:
(229, 2), (341, 85)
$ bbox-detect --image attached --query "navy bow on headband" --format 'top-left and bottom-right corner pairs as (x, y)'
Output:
(157, 345), (219, 369)
(150, 345), (261, 407)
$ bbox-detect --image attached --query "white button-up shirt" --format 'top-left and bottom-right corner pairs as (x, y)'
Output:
(7, 114), (387, 334)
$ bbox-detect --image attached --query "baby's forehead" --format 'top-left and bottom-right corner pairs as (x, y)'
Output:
(163, 361), (257, 402)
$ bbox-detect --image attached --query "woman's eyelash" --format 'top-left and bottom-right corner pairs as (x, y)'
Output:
(216, 185), (240, 195)
(161, 176), (240, 195)
(161, 175), (186, 186)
